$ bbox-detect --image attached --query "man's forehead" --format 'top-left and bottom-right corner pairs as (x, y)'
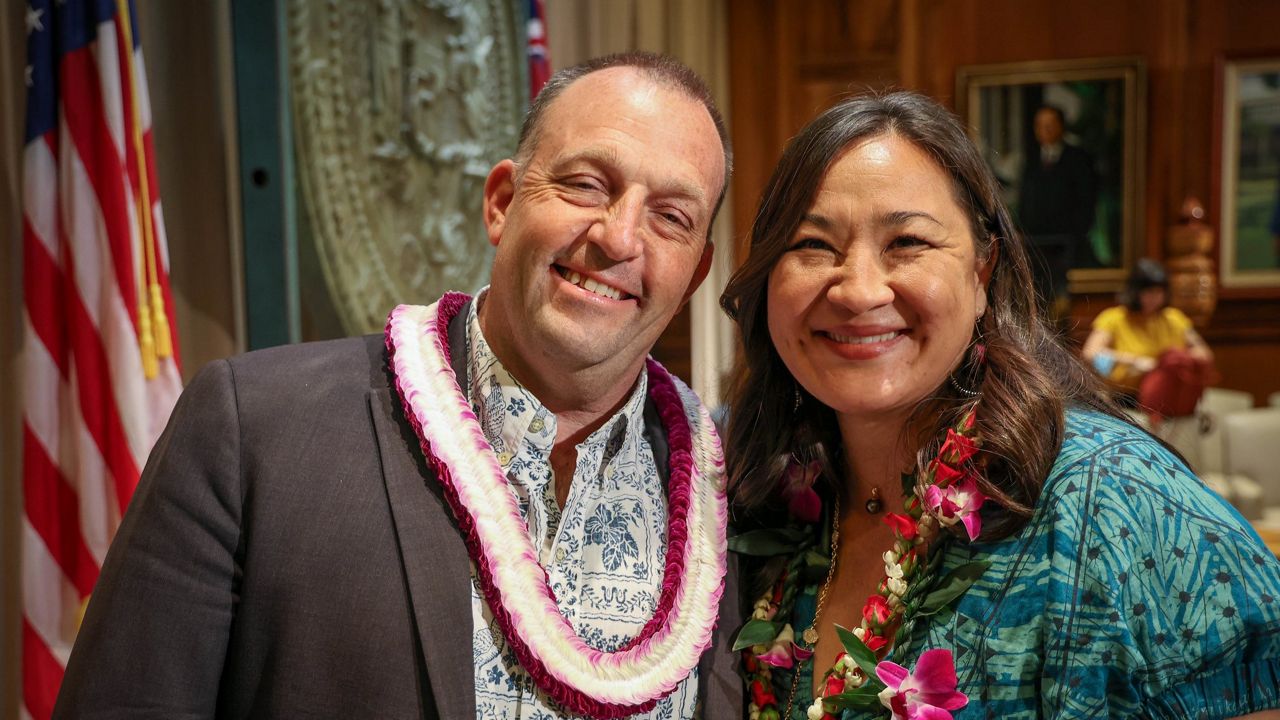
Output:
(544, 146), (710, 202)
(531, 70), (723, 200)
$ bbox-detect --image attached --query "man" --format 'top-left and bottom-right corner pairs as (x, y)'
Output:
(1017, 104), (1097, 311)
(54, 52), (741, 719)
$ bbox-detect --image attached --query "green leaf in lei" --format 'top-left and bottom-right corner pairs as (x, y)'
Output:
(835, 624), (880, 679)
(731, 619), (782, 651)
(821, 686), (883, 711)
(727, 527), (810, 556)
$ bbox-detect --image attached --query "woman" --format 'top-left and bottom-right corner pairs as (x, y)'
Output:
(720, 91), (1280, 720)
(1082, 257), (1214, 401)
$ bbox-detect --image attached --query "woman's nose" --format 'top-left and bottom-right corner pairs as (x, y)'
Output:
(826, 255), (894, 313)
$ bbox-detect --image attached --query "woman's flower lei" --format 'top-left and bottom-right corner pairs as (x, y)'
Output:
(731, 410), (990, 720)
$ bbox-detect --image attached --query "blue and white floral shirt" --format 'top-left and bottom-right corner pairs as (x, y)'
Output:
(465, 295), (698, 719)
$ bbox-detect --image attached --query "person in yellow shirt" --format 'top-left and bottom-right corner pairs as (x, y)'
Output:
(1082, 258), (1213, 396)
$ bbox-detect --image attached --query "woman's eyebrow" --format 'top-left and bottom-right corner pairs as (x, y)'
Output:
(878, 209), (943, 228)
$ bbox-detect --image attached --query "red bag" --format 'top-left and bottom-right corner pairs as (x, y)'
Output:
(1137, 349), (1218, 422)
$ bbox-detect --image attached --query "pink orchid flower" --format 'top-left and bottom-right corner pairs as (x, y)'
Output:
(758, 624), (806, 668)
(923, 474), (987, 541)
(875, 649), (968, 720)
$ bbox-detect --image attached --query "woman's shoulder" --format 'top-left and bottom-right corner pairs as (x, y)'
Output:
(1159, 305), (1193, 330)
(1045, 408), (1238, 531)
(924, 408), (1280, 716)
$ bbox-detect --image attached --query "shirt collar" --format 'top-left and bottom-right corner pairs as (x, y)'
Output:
(465, 287), (649, 469)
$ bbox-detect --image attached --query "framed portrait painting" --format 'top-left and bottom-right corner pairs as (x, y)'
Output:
(957, 57), (1146, 296)
(1217, 56), (1280, 289)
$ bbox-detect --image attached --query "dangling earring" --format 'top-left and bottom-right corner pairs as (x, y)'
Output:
(948, 320), (986, 397)
(793, 383), (803, 411)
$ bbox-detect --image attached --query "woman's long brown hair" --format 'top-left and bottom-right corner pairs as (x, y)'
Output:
(720, 91), (1126, 541)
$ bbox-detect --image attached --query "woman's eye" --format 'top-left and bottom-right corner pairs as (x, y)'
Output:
(791, 237), (833, 251)
(889, 234), (928, 249)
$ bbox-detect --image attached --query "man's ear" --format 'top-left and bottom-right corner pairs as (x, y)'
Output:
(482, 159), (517, 247)
(681, 241), (716, 307)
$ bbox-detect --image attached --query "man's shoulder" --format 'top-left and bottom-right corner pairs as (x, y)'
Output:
(219, 333), (389, 398)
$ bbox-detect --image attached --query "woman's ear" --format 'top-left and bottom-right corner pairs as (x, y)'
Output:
(482, 159), (518, 247)
(975, 236), (999, 319)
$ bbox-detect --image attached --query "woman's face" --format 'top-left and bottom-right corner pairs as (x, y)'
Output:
(766, 133), (991, 426)
(1138, 286), (1166, 316)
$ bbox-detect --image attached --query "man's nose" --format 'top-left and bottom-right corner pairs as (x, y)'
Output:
(592, 192), (645, 261)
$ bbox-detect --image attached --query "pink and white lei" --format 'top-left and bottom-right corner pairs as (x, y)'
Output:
(385, 294), (728, 718)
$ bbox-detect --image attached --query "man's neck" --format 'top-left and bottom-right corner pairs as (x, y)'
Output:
(474, 296), (647, 505)
(529, 365), (643, 508)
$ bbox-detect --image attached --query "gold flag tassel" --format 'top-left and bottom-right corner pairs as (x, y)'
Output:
(115, 0), (170, 377)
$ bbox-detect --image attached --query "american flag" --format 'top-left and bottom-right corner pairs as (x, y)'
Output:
(20, 0), (182, 717)
(527, 0), (550, 98)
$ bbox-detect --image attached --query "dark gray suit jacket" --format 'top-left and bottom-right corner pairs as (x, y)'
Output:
(53, 308), (743, 719)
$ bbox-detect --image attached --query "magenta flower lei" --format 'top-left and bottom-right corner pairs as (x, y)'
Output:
(385, 294), (728, 718)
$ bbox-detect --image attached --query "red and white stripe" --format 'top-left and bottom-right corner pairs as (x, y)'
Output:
(21, 12), (182, 720)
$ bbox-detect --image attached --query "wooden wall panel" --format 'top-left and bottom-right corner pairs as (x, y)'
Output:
(726, 0), (1280, 404)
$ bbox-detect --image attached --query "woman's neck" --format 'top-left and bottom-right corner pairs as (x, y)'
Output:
(836, 411), (915, 498)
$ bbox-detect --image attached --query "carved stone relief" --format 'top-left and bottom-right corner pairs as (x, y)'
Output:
(288, 0), (525, 334)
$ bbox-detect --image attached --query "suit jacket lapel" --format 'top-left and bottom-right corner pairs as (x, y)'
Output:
(370, 300), (476, 719)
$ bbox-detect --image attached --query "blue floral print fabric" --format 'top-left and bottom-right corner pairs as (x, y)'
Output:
(784, 409), (1280, 719)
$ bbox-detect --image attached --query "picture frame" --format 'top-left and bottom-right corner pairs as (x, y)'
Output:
(957, 57), (1146, 295)
(1215, 55), (1280, 290)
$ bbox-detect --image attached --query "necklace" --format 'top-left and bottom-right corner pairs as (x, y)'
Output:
(387, 294), (728, 719)
(786, 495), (840, 719)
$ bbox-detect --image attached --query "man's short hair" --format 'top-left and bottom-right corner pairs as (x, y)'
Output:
(513, 51), (733, 235)
(1036, 104), (1066, 126)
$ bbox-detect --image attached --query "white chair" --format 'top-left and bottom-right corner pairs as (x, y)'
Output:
(1269, 391), (1280, 408)
(1197, 388), (1254, 474)
(1221, 408), (1280, 524)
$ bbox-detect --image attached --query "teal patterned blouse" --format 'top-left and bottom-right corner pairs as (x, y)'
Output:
(780, 409), (1280, 719)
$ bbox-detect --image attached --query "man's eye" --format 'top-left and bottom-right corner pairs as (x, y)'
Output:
(565, 177), (604, 192)
(658, 211), (689, 228)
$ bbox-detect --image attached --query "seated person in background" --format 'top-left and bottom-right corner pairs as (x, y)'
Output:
(1082, 257), (1213, 401)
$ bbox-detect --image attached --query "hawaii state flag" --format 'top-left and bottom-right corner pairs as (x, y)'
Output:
(20, 0), (183, 717)
(527, 0), (551, 98)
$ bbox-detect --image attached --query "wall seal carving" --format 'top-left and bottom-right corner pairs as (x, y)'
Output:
(289, 0), (525, 334)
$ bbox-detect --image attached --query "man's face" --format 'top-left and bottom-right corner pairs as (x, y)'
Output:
(1033, 108), (1064, 147)
(479, 67), (724, 391)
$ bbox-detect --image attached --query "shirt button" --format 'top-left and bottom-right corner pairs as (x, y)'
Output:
(555, 547), (567, 563)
